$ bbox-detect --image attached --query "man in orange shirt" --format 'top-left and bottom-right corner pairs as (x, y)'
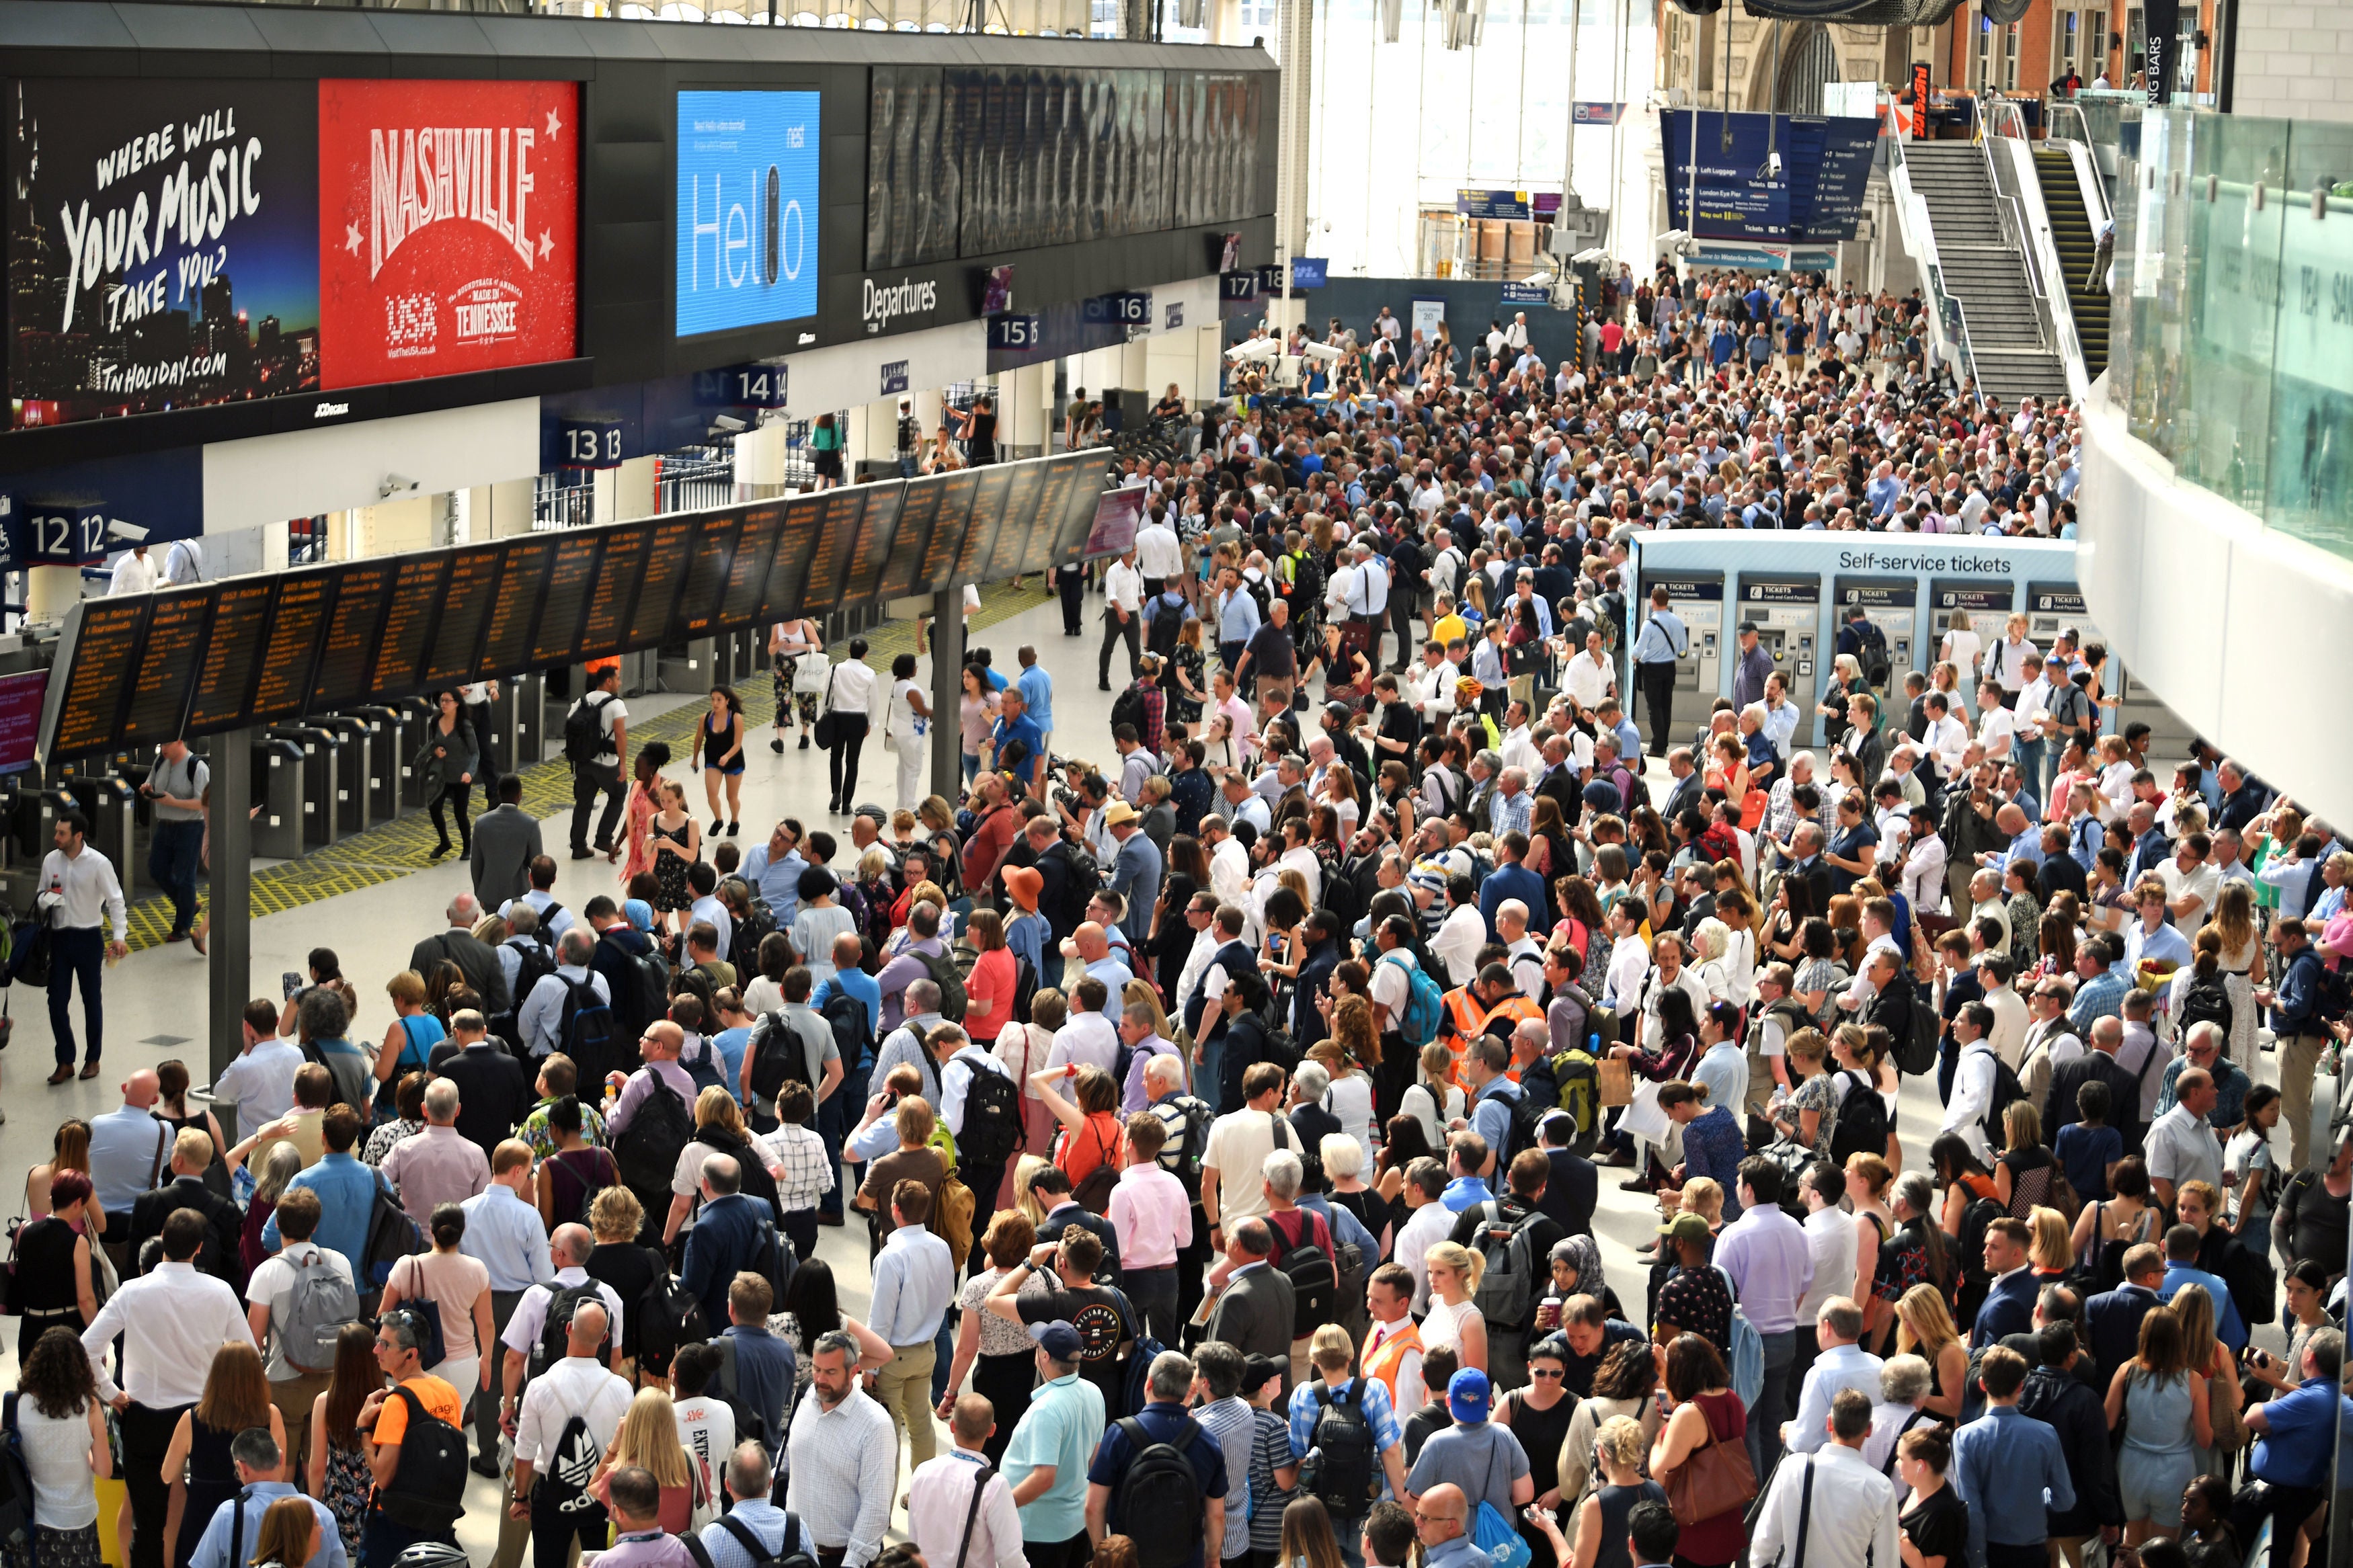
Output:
(356, 1310), (467, 1567)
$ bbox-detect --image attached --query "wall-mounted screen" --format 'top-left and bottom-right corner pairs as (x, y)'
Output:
(676, 519), (741, 640)
(840, 485), (906, 606)
(426, 546), (502, 689)
(186, 581), (276, 733)
(531, 534), (601, 666)
(722, 508), (783, 626)
(805, 489), (865, 615)
(119, 589), (212, 747)
(675, 90), (821, 337)
(249, 575), (332, 725)
(877, 481), (939, 602)
(44, 600), (147, 759)
(762, 495), (827, 621)
(307, 562), (397, 711)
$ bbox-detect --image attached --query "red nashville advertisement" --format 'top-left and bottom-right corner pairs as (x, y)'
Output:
(316, 79), (580, 389)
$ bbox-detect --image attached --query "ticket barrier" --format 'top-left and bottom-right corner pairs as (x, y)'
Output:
(350, 706), (412, 827)
(660, 637), (719, 697)
(251, 736), (308, 861)
(312, 716), (376, 836)
(266, 726), (344, 849)
(58, 775), (136, 888)
(485, 675), (545, 779)
(397, 697), (442, 811)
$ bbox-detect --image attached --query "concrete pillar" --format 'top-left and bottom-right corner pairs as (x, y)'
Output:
(1004, 362), (1047, 459)
(264, 521), (291, 571)
(475, 479), (536, 538)
(844, 406), (871, 475)
(912, 388), (943, 455)
(591, 468), (619, 524)
(863, 399), (901, 465)
(613, 456), (658, 522)
(206, 730), (255, 1118)
(737, 422), (789, 497)
(1195, 324), (1227, 405)
(24, 566), (79, 625)
(325, 510), (352, 561)
(356, 497), (434, 557)
(1117, 338), (1149, 397)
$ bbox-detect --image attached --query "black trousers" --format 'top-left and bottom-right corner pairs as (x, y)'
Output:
(1101, 607), (1140, 686)
(1388, 591), (1419, 669)
(428, 781), (472, 852)
(1024, 1534), (1092, 1568)
(465, 700), (501, 799)
(829, 727), (868, 807)
(122, 1401), (192, 1568)
(530, 1485), (610, 1568)
(46, 925), (106, 1067)
(1060, 570), (1086, 633)
(1636, 661), (1678, 757)
(959, 1155), (1006, 1271)
(571, 765), (625, 854)
(1121, 1262), (1181, 1345)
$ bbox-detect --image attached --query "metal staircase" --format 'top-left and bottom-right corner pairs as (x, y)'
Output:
(1901, 141), (2072, 405)
(2033, 145), (2110, 380)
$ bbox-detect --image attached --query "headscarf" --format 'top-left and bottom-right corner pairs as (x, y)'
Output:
(1550, 1233), (1607, 1304)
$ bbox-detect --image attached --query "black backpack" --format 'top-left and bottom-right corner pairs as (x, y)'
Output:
(1110, 1416), (1207, 1568)
(1498, 1085), (1548, 1165)
(563, 693), (616, 767)
(1979, 1056), (2027, 1154)
(957, 1051), (1024, 1166)
(1010, 953), (1041, 1026)
(374, 1385), (469, 1530)
(635, 1264), (712, 1375)
(822, 991), (876, 1075)
(1302, 1380), (1381, 1517)
(512, 939), (557, 1006)
(2176, 976), (2234, 1044)
(1856, 621), (1892, 688)
(1110, 685), (1146, 739)
(1158, 1095), (1214, 1201)
(531, 1282), (616, 1380)
(560, 976), (623, 1085)
(1827, 1068), (1888, 1165)
(749, 1011), (817, 1106)
(1956, 1195), (2007, 1288)
(615, 1075), (696, 1199)
(1267, 1206), (1339, 1337)
(534, 1395), (609, 1520)
(695, 1126), (783, 1223)
(683, 1512), (819, 1568)
(596, 932), (670, 1040)
(914, 948), (969, 1024)
(680, 1033), (731, 1098)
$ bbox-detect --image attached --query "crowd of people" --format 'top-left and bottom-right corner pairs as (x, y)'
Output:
(19, 278), (2353, 1568)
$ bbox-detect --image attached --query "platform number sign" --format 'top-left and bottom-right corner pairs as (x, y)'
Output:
(730, 365), (791, 408)
(22, 501), (109, 565)
(559, 417), (626, 470)
(1086, 292), (1150, 325)
(988, 313), (1042, 351)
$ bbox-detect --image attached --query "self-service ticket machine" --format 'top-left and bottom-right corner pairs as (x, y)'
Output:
(1732, 571), (1821, 729)
(1642, 571), (1725, 735)
(1929, 579), (2018, 684)
(1833, 573), (1918, 715)
(251, 735), (307, 860)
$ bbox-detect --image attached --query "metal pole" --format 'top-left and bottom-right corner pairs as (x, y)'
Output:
(928, 582), (965, 802)
(206, 730), (253, 1141)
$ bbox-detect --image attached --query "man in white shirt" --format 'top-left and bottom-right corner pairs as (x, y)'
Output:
(1133, 513), (1183, 593)
(214, 999), (307, 1142)
(1751, 1389), (1901, 1568)
(1199, 1064), (1295, 1235)
(1941, 1001), (2001, 1163)
(38, 811), (130, 1083)
(909, 1398), (1025, 1568)
(518, 927), (610, 1061)
(1099, 550), (1146, 691)
(83, 1210), (259, 1568)
(2156, 833), (2223, 937)
(508, 1299), (634, 1557)
(108, 543), (159, 595)
(1977, 955), (2030, 1069)
(1392, 1160), (1456, 1313)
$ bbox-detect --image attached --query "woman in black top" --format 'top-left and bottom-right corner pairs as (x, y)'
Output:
(1895, 1426), (1968, 1568)
(953, 397), (998, 465)
(1495, 1335), (1582, 1560)
(582, 1186), (668, 1377)
(417, 690), (479, 860)
(14, 1170), (100, 1335)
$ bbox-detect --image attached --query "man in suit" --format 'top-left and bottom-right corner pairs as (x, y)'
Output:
(432, 1009), (535, 1163)
(127, 1127), (242, 1288)
(469, 777), (542, 912)
(1202, 1216), (1297, 1390)
(2081, 1244), (2166, 1389)
(2044, 1016), (2151, 1159)
(1784, 823), (1835, 913)
(1861, 950), (1919, 1047)
(1972, 1216), (2039, 1348)
(1535, 1114), (1598, 1237)
(407, 893), (513, 1016)
(1660, 748), (1704, 823)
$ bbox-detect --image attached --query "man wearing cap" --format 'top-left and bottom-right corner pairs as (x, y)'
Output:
(1732, 624), (1773, 710)
(1103, 803), (1164, 932)
(1002, 1321), (1108, 1568)
(1401, 1371), (1533, 1518)
(1085, 1350), (1228, 1568)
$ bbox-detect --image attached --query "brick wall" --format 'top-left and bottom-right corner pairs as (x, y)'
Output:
(2229, 0), (2353, 120)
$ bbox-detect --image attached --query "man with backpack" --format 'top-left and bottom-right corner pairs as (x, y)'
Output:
(355, 1311), (469, 1567)
(908, 1397), (1025, 1568)
(243, 1188), (356, 1485)
(679, 1155), (785, 1331)
(518, 927), (614, 1064)
(1082, 1349), (1229, 1568)
(508, 1298), (633, 1568)
(1287, 1323), (1412, 1565)
(939, 1020), (1022, 1267)
(608, 1021), (700, 1245)
(1941, 1000), (2016, 1165)
(565, 662), (629, 862)
(1443, 1150), (1563, 1392)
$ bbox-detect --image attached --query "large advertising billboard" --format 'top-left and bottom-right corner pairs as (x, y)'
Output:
(7, 79), (322, 427)
(317, 79), (580, 387)
(7, 77), (580, 431)
(674, 90), (820, 338)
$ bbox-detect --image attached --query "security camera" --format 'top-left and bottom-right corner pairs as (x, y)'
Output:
(1521, 270), (1554, 288)
(106, 520), (149, 543)
(379, 473), (419, 499)
(710, 415), (748, 436)
(1755, 151), (1784, 181)
(1300, 341), (1344, 366)
(1224, 338), (1280, 366)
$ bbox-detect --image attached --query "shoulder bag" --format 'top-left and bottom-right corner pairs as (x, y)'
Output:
(812, 667), (844, 750)
(1663, 1397), (1757, 1527)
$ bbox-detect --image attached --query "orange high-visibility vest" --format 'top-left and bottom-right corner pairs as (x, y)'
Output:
(1361, 1319), (1425, 1409)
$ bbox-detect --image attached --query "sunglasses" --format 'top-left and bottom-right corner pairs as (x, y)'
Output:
(1529, 1367), (1566, 1379)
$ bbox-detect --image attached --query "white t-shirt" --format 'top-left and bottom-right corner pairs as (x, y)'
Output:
(1940, 628), (1983, 682)
(1320, 1073), (1377, 1154)
(2156, 859), (2223, 937)
(674, 1395), (740, 1528)
(512, 1356), (634, 1468)
(1201, 1108), (1292, 1227)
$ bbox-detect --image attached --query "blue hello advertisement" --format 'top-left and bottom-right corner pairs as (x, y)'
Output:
(675, 90), (820, 337)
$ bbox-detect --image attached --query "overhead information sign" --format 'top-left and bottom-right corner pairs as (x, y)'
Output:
(36, 450), (1110, 759)
(1661, 111), (1878, 243)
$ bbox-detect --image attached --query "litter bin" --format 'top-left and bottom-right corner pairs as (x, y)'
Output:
(251, 735), (307, 860)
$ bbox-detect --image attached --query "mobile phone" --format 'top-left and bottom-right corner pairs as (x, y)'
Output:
(282, 971), (303, 999)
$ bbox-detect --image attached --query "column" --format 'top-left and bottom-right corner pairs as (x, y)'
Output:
(737, 421), (789, 499)
(928, 583), (964, 800)
(23, 567), (78, 625)
(473, 479), (537, 538)
(1194, 323), (1226, 405)
(206, 732), (254, 1122)
(1003, 362), (1047, 459)
(612, 455), (658, 522)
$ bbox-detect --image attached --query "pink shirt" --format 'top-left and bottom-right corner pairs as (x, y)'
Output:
(1107, 1162), (1194, 1269)
(378, 1124), (491, 1227)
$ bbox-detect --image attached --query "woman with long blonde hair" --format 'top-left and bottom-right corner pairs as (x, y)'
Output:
(1279, 1497), (1347, 1568)
(1893, 1284), (1968, 1421)
(2208, 878), (2264, 1066)
(596, 1387), (696, 1533)
(1421, 1241), (1488, 1372)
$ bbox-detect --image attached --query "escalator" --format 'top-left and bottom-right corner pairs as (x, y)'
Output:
(2034, 147), (2110, 380)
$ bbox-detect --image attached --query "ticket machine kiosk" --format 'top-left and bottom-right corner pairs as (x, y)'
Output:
(1638, 569), (1724, 736)
(1732, 571), (1821, 733)
(1833, 574), (1918, 722)
(1928, 579), (2017, 683)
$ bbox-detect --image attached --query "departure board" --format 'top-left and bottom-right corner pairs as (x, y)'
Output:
(44, 599), (148, 758)
(375, 556), (450, 700)
(721, 509), (783, 626)
(840, 485), (906, 606)
(989, 463), (1045, 581)
(805, 490), (865, 615)
(1062, 469), (1111, 559)
(580, 529), (645, 658)
(530, 534), (601, 666)
(957, 467), (1012, 581)
(676, 519), (741, 639)
(481, 537), (554, 678)
(249, 573), (332, 725)
(426, 546), (502, 689)
(762, 497), (827, 622)
(186, 580), (276, 734)
(626, 521), (696, 650)
(918, 470), (980, 591)
(119, 589), (212, 746)
(1023, 465), (1076, 575)
(307, 563), (397, 712)
(876, 480), (938, 602)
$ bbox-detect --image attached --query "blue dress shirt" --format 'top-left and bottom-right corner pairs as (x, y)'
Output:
(186, 1482), (346, 1568)
(262, 1153), (392, 1284)
(1952, 1404), (2075, 1560)
(868, 1225), (956, 1347)
(456, 1180), (557, 1292)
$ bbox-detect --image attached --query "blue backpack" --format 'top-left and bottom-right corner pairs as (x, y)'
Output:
(1384, 952), (1443, 1048)
(1112, 1288), (1164, 1419)
(1714, 1264), (1764, 1409)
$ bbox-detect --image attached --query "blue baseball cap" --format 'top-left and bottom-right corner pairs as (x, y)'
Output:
(1029, 1321), (1084, 1361)
(1447, 1367), (1492, 1421)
